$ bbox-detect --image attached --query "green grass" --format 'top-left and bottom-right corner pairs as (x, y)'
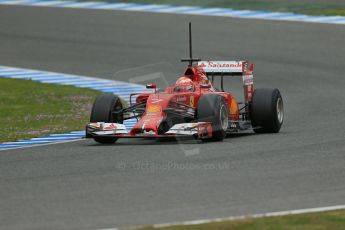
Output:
(0, 78), (101, 142)
(136, 209), (345, 230)
(69, 0), (345, 16)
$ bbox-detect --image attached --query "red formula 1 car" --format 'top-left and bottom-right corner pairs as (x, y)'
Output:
(86, 23), (284, 144)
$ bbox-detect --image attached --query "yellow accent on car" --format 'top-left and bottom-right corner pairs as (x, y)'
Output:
(190, 95), (194, 107)
(147, 105), (161, 113)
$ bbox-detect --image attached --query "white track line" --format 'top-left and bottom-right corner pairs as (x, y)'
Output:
(98, 204), (345, 230)
(0, 139), (85, 151)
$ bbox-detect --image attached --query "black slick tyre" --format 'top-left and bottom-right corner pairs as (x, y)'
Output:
(197, 94), (229, 142)
(89, 94), (124, 144)
(250, 88), (284, 133)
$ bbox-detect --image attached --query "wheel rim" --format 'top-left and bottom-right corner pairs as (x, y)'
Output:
(220, 104), (229, 131)
(276, 97), (284, 124)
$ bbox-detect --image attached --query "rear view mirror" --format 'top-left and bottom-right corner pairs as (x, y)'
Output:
(146, 84), (157, 93)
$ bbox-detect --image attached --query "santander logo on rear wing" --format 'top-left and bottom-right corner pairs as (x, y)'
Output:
(197, 61), (243, 73)
(198, 60), (254, 102)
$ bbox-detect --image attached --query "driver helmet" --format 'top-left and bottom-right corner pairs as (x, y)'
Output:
(174, 77), (195, 92)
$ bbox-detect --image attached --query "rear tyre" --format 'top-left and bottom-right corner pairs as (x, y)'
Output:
(250, 88), (284, 133)
(197, 94), (229, 142)
(89, 94), (124, 144)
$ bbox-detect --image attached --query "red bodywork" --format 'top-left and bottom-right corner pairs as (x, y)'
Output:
(87, 60), (254, 139)
(128, 61), (253, 136)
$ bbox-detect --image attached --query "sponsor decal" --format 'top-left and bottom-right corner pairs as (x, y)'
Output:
(176, 77), (193, 85)
(242, 61), (248, 73)
(245, 84), (254, 102)
(176, 96), (187, 102)
(103, 123), (117, 130)
(200, 61), (242, 68)
(190, 95), (195, 107)
(151, 98), (163, 103)
(198, 61), (243, 72)
(243, 74), (254, 85)
(144, 113), (160, 118)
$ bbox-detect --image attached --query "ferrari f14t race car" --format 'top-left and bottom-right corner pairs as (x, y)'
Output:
(86, 23), (284, 143)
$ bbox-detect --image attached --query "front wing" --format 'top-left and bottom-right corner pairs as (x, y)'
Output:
(86, 122), (213, 139)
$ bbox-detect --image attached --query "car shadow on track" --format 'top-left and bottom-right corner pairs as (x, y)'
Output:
(85, 137), (200, 146)
(226, 132), (255, 138)
(85, 133), (255, 146)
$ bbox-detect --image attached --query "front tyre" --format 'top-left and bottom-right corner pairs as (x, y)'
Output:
(197, 94), (229, 142)
(89, 94), (124, 144)
(250, 88), (284, 133)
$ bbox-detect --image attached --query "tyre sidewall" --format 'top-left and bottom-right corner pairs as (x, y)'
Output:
(89, 94), (124, 143)
(251, 88), (283, 133)
(197, 94), (229, 141)
(90, 94), (123, 123)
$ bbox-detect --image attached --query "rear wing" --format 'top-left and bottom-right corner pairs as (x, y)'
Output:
(197, 61), (254, 102)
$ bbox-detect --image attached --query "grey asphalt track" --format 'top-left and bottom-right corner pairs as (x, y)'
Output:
(1, 5), (345, 230)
